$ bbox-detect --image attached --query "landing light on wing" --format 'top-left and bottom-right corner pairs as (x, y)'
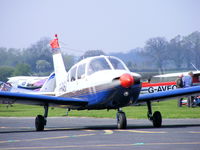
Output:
(119, 73), (134, 88)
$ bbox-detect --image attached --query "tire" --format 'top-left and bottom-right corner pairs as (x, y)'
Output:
(153, 111), (162, 128)
(117, 112), (127, 129)
(35, 115), (45, 131)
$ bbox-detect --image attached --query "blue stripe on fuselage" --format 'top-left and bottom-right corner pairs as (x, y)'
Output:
(68, 83), (141, 109)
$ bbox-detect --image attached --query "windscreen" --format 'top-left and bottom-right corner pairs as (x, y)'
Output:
(88, 57), (111, 75)
(108, 57), (126, 70)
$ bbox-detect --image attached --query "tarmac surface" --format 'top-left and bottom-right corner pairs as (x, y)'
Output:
(0, 117), (200, 150)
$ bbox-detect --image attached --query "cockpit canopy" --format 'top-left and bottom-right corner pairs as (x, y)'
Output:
(68, 56), (129, 82)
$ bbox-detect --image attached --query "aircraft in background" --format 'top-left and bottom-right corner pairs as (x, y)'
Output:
(141, 80), (177, 94)
(154, 70), (200, 86)
(1, 34), (200, 131)
(141, 70), (200, 94)
(7, 76), (47, 90)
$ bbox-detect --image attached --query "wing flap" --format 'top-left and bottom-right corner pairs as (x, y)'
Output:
(138, 86), (200, 103)
(0, 91), (88, 107)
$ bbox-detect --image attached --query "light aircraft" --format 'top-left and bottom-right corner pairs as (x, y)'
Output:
(154, 71), (200, 86)
(141, 70), (200, 94)
(1, 34), (200, 131)
(7, 76), (47, 90)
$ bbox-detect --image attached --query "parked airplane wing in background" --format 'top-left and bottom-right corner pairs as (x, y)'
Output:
(154, 71), (200, 78)
(138, 85), (200, 103)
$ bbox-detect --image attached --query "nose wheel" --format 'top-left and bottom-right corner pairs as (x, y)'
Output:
(116, 109), (127, 129)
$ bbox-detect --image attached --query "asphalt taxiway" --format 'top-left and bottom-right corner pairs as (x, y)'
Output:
(0, 117), (200, 150)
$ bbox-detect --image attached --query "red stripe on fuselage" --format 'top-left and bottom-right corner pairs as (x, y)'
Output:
(142, 81), (176, 87)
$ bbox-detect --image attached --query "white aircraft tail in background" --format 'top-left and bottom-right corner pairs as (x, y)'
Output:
(39, 73), (56, 93)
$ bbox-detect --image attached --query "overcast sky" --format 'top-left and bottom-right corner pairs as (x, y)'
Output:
(0, 0), (200, 55)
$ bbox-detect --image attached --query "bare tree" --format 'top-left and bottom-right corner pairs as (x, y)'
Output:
(144, 37), (168, 74)
(168, 35), (184, 68)
(182, 31), (200, 69)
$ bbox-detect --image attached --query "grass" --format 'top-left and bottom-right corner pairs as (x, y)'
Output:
(0, 100), (200, 119)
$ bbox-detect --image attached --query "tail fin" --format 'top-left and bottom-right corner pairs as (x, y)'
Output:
(50, 35), (68, 94)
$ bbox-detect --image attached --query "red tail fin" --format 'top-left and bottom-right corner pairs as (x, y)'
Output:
(50, 34), (60, 49)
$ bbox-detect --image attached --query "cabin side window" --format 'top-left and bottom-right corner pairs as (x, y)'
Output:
(70, 66), (77, 82)
(77, 63), (86, 79)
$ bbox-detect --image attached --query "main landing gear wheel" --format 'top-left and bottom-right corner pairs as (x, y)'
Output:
(35, 115), (45, 131)
(146, 101), (162, 128)
(152, 111), (162, 127)
(35, 105), (49, 131)
(117, 111), (127, 129)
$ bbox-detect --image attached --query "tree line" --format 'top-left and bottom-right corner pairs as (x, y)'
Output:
(0, 31), (199, 81)
(0, 38), (74, 81)
(112, 31), (200, 74)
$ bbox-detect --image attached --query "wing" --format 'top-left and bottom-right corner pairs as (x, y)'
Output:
(0, 91), (88, 108)
(137, 86), (200, 103)
(153, 70), (200, 78)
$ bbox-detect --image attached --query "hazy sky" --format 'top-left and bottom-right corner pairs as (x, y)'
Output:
(0, 0), (200, 55)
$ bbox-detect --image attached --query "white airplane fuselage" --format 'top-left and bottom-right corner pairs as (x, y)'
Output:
(46, 55), (141, 110)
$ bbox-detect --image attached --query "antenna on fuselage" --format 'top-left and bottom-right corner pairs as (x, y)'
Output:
(50, 34), (68, 94)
